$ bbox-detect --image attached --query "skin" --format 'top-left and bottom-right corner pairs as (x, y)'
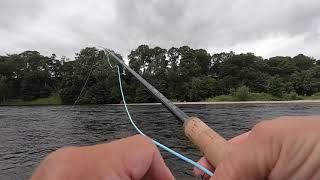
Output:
(31, 135), (174, 180)
(31, 116), (320, 180)
(194, 116), (320, 180)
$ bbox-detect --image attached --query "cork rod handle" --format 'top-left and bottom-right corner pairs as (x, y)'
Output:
(184, 117), (230, 167)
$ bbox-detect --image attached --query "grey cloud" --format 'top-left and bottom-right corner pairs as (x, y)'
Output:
(0, 0), (319, 59)
(114, 0), (320, 48)
(0, 0), (44, 30)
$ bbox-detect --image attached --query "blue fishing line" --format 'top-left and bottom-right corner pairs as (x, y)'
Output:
(115, 65), (213, 177)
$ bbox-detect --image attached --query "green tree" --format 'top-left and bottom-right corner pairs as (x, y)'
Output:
(166, 47), (181, 100)
(20, 71), (52, 100)
(0, 76), (8, 102)
(233, 86), (251, 101)
(127, 45), (169, 102)
(266, 56), (296, 78)
(1, 45), (319, 104)
(59, 47), (121, 104)
(267, 75), (285, 97)
(178, 46), (201, 78)
(210, 51), (235, 76)
(215, 53), (268, 93)
(1, 51), (59, 100)
(186, 76), (217, 101)
(128, 45), (152, 72)
(291, 70), (315, 96)
(292, 54), (316, 71)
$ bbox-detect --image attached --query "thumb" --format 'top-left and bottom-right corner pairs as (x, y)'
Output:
(210, 130), (278, 180)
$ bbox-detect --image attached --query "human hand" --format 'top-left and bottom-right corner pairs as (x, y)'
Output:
(31, 135), (174, 180)
(194, 116), (320, 180)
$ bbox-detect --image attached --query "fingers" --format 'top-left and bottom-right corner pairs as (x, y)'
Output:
(140, 146), (174, 180)
(193, 157), (213, 179)
(31, 135), (174, 180)
(228, 131), (250, 145)
(210, 120), (282, 180)
(195, 116), (320, 180)
(210, 143), (268, 180)
(193, 131), (250, 178)
(90, 135), (175, 180)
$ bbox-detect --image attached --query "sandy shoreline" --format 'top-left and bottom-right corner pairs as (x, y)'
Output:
(109, 100), (320, 106)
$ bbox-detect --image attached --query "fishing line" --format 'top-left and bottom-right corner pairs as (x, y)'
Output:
(106, 52), (115, 68)
(72, 60), (95, 106)
(40, 59), (96, 144)
(111, 57), (213, 177)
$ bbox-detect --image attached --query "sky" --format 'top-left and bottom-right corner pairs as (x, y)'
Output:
(0, 0), (320, 60)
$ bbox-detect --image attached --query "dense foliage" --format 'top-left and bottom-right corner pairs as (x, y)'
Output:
(0, 45), (319, 104)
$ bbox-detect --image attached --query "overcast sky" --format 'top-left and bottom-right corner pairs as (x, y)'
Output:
(0, 0), (320, 59)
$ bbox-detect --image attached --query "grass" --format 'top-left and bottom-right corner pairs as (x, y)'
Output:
(0, 94), (62, 106)
(207, 92), (320, 102)
(1, 92), (319, 105)
(301, 92), (320, 100)
(250, 93), (280, 101)
(206, 95), (237, 102)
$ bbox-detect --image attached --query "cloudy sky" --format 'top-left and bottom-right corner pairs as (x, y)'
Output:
(0, 0), (320, 59)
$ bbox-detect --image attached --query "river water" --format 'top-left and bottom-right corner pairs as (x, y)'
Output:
(0, 103), (319, 179)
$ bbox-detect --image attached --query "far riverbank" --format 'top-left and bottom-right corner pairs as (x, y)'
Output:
(1, 94), (320, 106)
(109, 99), (320, 106)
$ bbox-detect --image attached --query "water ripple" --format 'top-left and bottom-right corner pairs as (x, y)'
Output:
(0, 103), (319, 179)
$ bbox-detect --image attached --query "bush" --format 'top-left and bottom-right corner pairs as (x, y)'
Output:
(233, 86), (251, 101)
(283, 92), (302, 100)
(267, 75), (285, 97)
(251, 93), (278, 101)
(303, 92), (320, 100)
(207, 95), (236, 102)
(312, 92), (320, 97)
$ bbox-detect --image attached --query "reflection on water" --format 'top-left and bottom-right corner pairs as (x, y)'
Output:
(0, 103), (319, 179)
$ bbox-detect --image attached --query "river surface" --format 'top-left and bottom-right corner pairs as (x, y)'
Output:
(0, 103), (319, 179)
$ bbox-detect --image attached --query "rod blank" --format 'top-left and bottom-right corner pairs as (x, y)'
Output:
(104, 48), (189, 123)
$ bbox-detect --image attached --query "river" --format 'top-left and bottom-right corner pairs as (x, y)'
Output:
(0, 103), (319, 179)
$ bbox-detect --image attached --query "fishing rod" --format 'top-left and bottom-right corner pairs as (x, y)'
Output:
(104, 48), (230, 167)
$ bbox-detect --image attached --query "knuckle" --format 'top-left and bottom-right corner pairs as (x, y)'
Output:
(132, 135), (155, 147)
(215, 159), (238, 179)
(252, 120), (270, 134)
(54, 146), (78, 155)
(252, 116), (290, 137)
(47, 146), (79, 161)
(275, 116), (292, 121)
(39, 146), (82, 177)
(131, 135), (159, 155)
(250, 120), (278, 140)
(132, 134), (148, 142)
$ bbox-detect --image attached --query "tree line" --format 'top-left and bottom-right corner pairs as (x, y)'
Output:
(0, 45), (319, 104)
